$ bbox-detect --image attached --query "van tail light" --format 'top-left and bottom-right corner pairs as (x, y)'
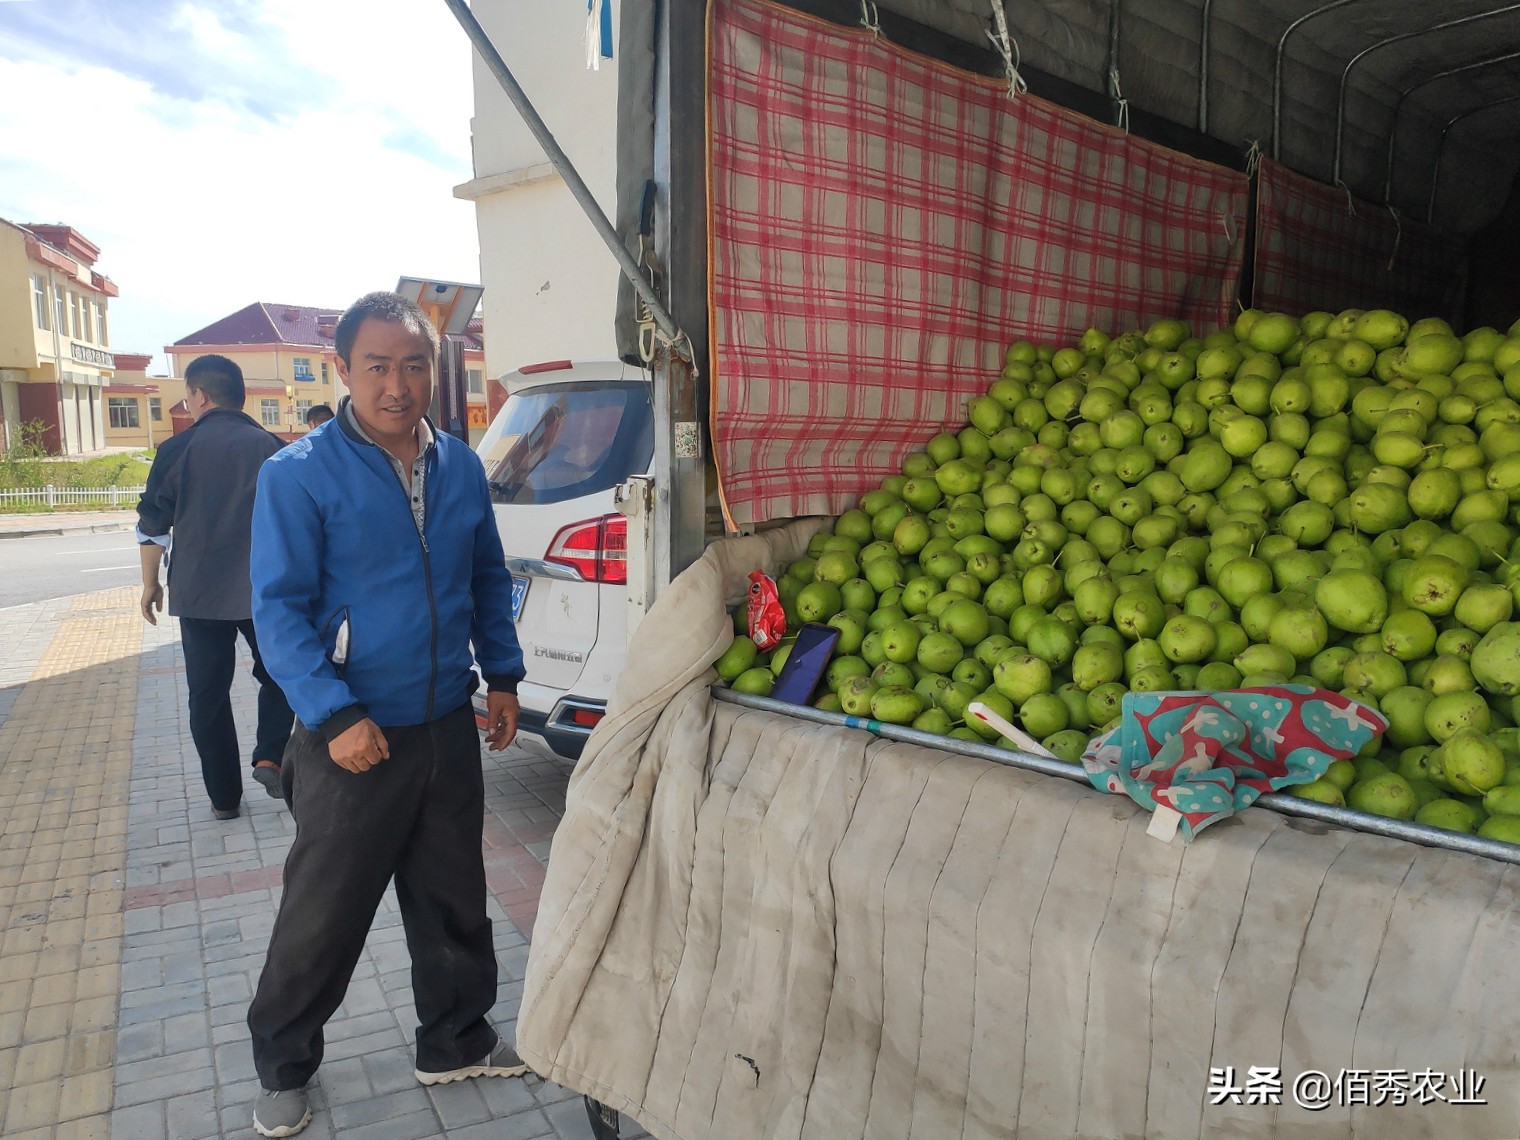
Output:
(545, 515), (628, 584)
(568, 707), (605, 728)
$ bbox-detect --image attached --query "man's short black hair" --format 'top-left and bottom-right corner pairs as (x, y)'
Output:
(183, 355), (246, 409)
(333, 292), (440, 365)
(305, 404), (335, 427)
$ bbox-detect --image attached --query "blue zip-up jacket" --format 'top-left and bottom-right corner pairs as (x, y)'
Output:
(250, 408), (524, 739)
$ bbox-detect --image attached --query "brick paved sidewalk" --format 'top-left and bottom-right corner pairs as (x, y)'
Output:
(0, 586), (649, 1140)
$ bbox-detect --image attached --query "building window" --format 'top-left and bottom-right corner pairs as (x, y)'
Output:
(320, 361), (329, 384)
(79, 297), (92, 342)
(260, 399), (281, 427)
(108, 397), (139, 429)
(71, 294), (83, 339)
(296, 398), (313, 421)
(32, 275), (49, 330)
(148, 397), (162, 422)
(467, 368), (483, 395)
(55, 288), (68, 336)
(96, 302), (108, 346)
(293, 356), (313, 379)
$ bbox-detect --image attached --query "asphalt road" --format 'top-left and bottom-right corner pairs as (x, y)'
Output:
(0, 529), (144, 609)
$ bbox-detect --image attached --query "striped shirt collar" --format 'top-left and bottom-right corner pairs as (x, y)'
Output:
(343, 400), (434, 459)
(343, 401), (434, 532)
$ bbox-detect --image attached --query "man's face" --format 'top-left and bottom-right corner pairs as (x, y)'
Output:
(185, 386), (212, 421)
(337, 317), (435, 446)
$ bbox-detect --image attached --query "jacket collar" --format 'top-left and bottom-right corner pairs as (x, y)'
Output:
(189, 405), (260, 429)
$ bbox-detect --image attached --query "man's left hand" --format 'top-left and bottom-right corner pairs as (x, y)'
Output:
(485, 690), (520, 752)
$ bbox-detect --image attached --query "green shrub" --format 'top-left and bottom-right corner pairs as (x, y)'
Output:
(0, 421), (152, 498)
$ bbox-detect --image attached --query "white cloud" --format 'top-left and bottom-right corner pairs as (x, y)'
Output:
(171, 3), (259, 69)
(0, 0), (483, 373)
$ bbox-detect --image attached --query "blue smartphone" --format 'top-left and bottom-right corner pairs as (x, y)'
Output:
(770, 623), (841, 706)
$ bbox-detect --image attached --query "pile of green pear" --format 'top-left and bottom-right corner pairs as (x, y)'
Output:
(715, 307), (1520, 842)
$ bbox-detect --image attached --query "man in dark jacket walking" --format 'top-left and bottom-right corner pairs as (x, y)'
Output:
(137, 354), (294, 820)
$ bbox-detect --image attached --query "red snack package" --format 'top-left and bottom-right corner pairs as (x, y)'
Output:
(746, 570), (787, 651)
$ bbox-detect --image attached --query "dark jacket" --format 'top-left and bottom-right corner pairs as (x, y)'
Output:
(136, 407), (284, 621)
(249, 406), (524, 738)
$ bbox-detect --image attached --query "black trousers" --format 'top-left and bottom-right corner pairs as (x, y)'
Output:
(177, 617), (294, 810)
(247, 702), (498, 1090)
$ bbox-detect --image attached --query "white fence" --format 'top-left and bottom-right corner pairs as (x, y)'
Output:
(0, 484), (145, 510)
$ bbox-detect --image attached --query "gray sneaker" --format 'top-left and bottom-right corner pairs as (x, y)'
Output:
(252, 762), (283, 798)
(415, 1038), (528, 1085)
(253, 1087), (311, 1137)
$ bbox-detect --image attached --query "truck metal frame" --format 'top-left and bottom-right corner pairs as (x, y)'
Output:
(447, 4), (1520, 1133)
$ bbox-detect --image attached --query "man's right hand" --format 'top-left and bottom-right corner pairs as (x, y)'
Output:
(328, 717), (391, 772)
(138, 542), (167, 625)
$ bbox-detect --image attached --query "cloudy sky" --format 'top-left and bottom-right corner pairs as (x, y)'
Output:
(0, 0), (488, 372)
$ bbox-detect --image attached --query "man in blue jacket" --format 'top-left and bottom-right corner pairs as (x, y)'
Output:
(245, 292), (527, 1138)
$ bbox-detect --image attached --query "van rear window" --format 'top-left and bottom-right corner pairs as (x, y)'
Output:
(477, 381), (654, 506)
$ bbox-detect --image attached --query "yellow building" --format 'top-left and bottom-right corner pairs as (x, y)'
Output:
(165, 304), (344, 440)
(102, 355), (183, 449)
(166, 303), (491, 441)
(0, 219), (120, 455)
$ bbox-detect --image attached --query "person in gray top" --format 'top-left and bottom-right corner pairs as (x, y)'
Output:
(137, 354), (295, 819)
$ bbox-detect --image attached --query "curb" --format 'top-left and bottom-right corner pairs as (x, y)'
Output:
(0, 521), (136, 540)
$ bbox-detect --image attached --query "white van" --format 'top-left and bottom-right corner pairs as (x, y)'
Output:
(473, 360), (653, 763)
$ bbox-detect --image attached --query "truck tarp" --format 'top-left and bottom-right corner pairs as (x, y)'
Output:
(614, 0), (1520, 367)
(702, 0), (1247, 530)
(516, 521), (1520, 1140)
(612, 0), (1502, 528)
(821, 0), (1520, 238)
(1253, 156), (1464, 319)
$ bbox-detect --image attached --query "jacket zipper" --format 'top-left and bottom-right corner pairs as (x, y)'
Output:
(412, 452), (439, 723)
(361, 424), (441, 723)
(419, 524), (438, 722)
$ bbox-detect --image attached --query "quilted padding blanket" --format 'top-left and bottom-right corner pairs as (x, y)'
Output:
(516, 524), (1520, 1139)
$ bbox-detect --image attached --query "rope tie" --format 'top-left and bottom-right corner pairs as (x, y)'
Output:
(1109, 66), (1130, 132)
(986, 2), (1028, 99)
(658, 329), (699, 377)
(860, 0), (881, 39)
(1334, 179), (1358, 217)
(1386, 205), (1403, 272)
(637, 308), (697, 373)
(1244, 139), (1263, 178)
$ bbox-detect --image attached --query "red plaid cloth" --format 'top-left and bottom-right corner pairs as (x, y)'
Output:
(1253, 157), (1463, 320)
(708, 0), (1250, 528)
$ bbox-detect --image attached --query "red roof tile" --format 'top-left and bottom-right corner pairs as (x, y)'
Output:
(174, 302), (483, 353)
(174, 303), (344, 348)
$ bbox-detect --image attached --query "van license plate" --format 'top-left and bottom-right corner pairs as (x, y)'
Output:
(511, 578), (528, 622)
